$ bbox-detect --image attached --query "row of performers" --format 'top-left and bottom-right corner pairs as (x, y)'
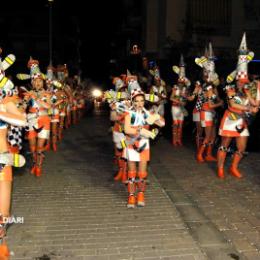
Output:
(0, 53), (87, 257)
(106, 33), (260, 209)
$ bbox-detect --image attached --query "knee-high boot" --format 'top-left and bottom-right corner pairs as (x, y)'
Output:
(114, 158), (124, 181)
(136, 171), (147, 207)
(172, 125), (178, 146)
(35, 150), (45, 177)
(205, 143), (217, 162)
(197, 143), (207, 162)
(217, 147), (227, 179)
(121, 159), (128, 184)
(177, 126), (183, 146)
(30, 146), (37, 175)
(195, 130), (203, 151)
(127, 171), (136, 208)
(0, 239), (10, 259)
(0, 217), (10, 258)
(52, 134), (58, 152)
(229, 151), (243, 178)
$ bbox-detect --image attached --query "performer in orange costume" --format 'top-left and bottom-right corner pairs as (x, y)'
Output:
(17, 58), (51, 176)
(171, 55), (191, 146)
(124, 86), (165, 208)
(194, 43), (223, 163)
(217, 33), (259, 178)
(0, 50), (27, 258)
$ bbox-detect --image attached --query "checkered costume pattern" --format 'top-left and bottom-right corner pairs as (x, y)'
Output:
(195, 92), (204, 111)
(8, 125), (23, 150)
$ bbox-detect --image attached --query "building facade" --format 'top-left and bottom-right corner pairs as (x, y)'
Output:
(144, 0), (260, 59)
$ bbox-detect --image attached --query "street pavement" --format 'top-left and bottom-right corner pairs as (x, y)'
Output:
(5, 108), (260, 260)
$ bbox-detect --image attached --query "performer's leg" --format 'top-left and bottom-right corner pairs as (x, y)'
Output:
(59, 116), (65, 141)
(114, 155), (124, 181)
(28, 137), (37, 174)
(51, 122), (58, 152)
(35, 138), (47, 177)
(0, 165), (12, 257)
(197, 126), (212, 162)
(195, 122), (203, 151)
(72, 109), (77, 125)
(127, 161), (136, 208)
(0, 167), (12, 219)
(177, 123), (183, 146)
(229, 137), (247, 178)
(172, 123), (178, 146)
(121, 158), (128, 184)
(205, 125), (217, 161)
(137, 160), (148, 207)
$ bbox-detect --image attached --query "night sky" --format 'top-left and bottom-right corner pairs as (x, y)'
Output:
(2, 0), (127, 83)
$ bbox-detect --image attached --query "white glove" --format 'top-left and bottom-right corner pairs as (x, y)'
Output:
(140, 128), (156, 139)
(146, 113), (161, 125)
(115, 102), (127, 114)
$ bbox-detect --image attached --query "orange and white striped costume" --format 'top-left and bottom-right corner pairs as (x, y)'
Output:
(200, 96), (216, 127)
(123, 109), (150, 162)
(219, 93), (249, 137)
(26, 91), (51, 140)
(171, 85), (188, 124)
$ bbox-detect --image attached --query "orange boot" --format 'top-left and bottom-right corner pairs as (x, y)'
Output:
(176, 126), (183, 146)
(196, 144), (206, 162)
(127, 171), (136, 208)
(52, 134), (58, 152)
(0, 240), (10, 259)
(45, 141), (50, 151)
(30, 151), (37, 175)
(137, 172), (147, 207)
(205, 143), (217, 162)
(217, 147), (227, 179)
(30, 165), (37, 175)
(35, 166), (42, 177)
(229, 152), (243, 178)
(58, 126), (63, 141)
(0, 222), (10, 259)
(35, 150), (45, 177)
(195, 131), (203, 151)
(114, 158), (124, 181)
(121, 160), (128, 184)
(114, 169), (123, 181)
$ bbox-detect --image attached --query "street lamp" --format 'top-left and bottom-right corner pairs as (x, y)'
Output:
(48, 0), (54, 64)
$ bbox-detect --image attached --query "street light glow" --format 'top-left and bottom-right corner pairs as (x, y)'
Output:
(92, 89), (102, 98)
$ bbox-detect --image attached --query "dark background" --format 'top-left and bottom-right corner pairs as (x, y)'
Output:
(1, 0), (260, 150)
(1, 0), (137, 84)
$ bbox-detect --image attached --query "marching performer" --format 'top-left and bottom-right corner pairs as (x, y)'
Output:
(56, 65), (69, 141)
(148, 62), (167, 116)
(171, 55), (191, 146)
(217, 33), (259, 179)
(45, 64), (62, 152)
(123, 86), (165, 208)
(105, 76), (129, 183)
(194, 43), (223, 162)
(17, 57), (51, 176)
(0, 50), (26, 258)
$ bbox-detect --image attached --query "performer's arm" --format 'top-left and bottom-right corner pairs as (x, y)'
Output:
(0, 102), (26, 127)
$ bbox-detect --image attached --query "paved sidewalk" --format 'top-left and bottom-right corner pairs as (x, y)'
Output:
(7, 111), (207, 260)
(151, 137), (260, 260)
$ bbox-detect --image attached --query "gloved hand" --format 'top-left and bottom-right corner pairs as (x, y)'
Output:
(146, 113), (160, 125)
(115, 102), (127, 114)
(140, 128), (156, 139)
